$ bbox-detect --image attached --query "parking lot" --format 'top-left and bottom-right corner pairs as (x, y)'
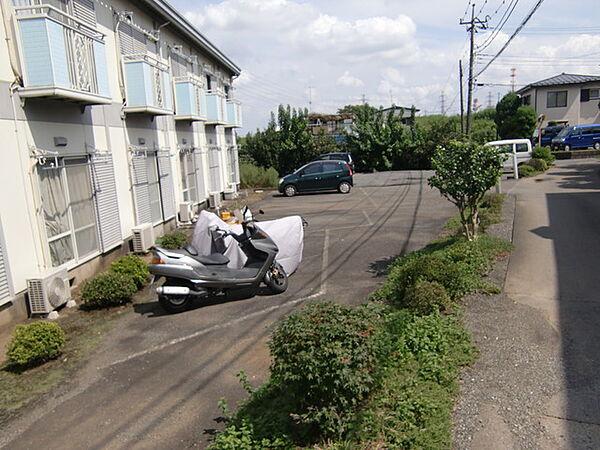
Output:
(3, 170), (456, 450)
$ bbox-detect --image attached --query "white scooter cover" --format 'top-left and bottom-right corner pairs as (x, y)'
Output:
(191, 210), (304, 275)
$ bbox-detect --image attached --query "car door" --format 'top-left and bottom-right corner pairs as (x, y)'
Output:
(297, 162), (323, 191)
(515, 142), (531, 165)
(320, 161), (344, 189)
(569, 128), (583, 148)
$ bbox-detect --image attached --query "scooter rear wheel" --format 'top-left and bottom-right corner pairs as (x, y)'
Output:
(159, 293), (191, 314)
(265, 263), (288, 294)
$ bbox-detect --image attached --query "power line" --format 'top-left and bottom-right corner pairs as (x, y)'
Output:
(476, 0), (520, 52)
(475, 0), (546, 78)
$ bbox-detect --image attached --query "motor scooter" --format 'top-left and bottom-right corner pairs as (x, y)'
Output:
(148, 208), (287, 313)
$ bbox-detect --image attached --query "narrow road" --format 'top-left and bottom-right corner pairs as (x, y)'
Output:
(506, 159), (600, 448)
(1, 170), (455, 449)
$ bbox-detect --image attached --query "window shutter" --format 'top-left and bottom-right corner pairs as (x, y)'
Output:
(157, 152), (176, 220)
(118, 22), (146, 55)
(193, 148), (208, 201)
(0, 219), (11, 305)
(131, 154), (152, 224)
(72, 0), (96, 27)
(581, 89), (590, 103)
(90, 154), (122, 252)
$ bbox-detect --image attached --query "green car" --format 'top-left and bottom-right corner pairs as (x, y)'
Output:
(278, 160), (353, 197)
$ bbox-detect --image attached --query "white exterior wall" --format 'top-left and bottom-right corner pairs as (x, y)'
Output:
(0, 0), (241, 324)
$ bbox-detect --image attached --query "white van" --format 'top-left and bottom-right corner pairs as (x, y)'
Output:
(485, 139), (532, 170)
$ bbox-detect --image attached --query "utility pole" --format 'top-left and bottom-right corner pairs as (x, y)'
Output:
(510, 68), (516, 92)
(440, 91), (446, 115)
(460, 4), (488, 136)
(487, 91), (493, 108)
(361, 94), (367, 105)
(459, 60), (464, 134)
(308, 85), (313, 112)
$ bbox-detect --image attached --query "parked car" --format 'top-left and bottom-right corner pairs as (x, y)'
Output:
(551, 124), (600, 151)
(485, 139), (532, 171)
(278, 160), (353, 197)
(317, 152), (354, 171)
(532, 125), (565, 148)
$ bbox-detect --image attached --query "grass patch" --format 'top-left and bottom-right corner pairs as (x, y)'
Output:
(0, 307), (127, 424)
(445, 192), (505, 234)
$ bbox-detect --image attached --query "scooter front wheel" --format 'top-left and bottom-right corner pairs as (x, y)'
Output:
(265, 263), (288, 294)
(159, 293), (191, 314)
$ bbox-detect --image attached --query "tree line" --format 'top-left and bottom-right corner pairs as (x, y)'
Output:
(239, 92), (536, 175)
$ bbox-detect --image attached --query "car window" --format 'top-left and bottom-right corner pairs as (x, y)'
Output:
(573, 128), (582, 136)
(323, 162), (342, 172)
(516, 143), (529, 153)
(303, 163), (323, 175)
(492, 144), (511, 153)
(557, 127), (573, 137)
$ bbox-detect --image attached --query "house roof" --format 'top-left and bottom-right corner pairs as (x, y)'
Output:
(517, 73), (600, 94)
(142, 0), (241, 75)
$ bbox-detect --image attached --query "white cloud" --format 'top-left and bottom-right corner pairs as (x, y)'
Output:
(337, 71), (364, 88)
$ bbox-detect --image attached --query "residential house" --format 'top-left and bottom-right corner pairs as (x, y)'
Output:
(517, 73), (600, 126)
(308, 113), (354, 144)
(0, 0), (242, 326)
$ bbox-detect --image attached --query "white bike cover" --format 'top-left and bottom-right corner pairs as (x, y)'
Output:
(191, 210), (304, 275)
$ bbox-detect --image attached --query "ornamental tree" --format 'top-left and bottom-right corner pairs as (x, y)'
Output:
(428, 141), (503, 240)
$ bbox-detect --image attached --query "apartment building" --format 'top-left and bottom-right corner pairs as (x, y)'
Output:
(0, 0), (242, 325)
(517, 73), (600, 126)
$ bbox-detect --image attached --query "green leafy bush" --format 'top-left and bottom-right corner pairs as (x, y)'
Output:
(239, 163), (279, 188)
(6, 322), (65, 368)
(532, 146), (555, 165)
(158, 231), (188, 249)
(527, 158), (548, 172)
(269, 301), (390, 437)
(208, 418), (290, 449)
(402, 279), (451, 314)
(80, 273), (136, 309)
(110, 254), (149, 289)
(518, 165), (537, 177)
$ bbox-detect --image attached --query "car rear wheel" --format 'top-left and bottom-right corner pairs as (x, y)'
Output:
(564, 144), (571, 151)
(594, 143), (600, 150)
(338, 181), (351, 194)
(284, 184), (297, 197)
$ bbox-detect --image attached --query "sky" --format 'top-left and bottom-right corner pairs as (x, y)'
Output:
(169, 0), (600, 133)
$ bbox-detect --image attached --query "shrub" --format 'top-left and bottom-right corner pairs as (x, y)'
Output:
(402, 280), (452, 314)
(269, 302), (390, 437)
(110, 254), (149, 289)
(159, 231), (188, 249)
(80, 272), (136, 309)
(527, 158), (548, 172)
(518, 165), (536, 177)
(381, 253), (478, 305)
(6, 322), (65, 368)
(240, 163), (279, 188)
(532, 146), (555, 165)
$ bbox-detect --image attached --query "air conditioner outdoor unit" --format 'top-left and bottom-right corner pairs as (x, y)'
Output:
(210, 192), (221, 209)
(27, 268), (71, 315)
(179, 201), (194, 222)
(132, 223), (155, 252)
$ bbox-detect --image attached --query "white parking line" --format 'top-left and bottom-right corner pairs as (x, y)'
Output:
(105, 228), (333, 369)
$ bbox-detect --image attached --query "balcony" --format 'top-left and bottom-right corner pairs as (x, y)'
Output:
(205, 90), (227, 124)
(123, 54), (173, 115)
(15, 5), (111, 104)
(173, 76), (206, 121)
(225, 99), (243, 128)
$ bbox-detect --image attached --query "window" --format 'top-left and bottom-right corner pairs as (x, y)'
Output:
(522, 95), (531, 106)
(180, 152), (198, 203)
(516, 143), (529, 153)
(145, 153), (163, 224)
(590, 89), (600, 100)
(39, 158), (98, 267)
(303, 163), (323, 175)
(547, 90), (567, 108)
(323, 162), (341, 172)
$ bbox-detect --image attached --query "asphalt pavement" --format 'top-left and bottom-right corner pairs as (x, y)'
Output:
(1, 170), (455, 449)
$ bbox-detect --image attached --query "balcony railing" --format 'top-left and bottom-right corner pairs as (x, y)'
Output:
(15, 5), (110, 104)
(225, 99), (243, 128)
(123, 54), (173, 115)
(173, 76), (207, 121)
(205, 90), (227, 124)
